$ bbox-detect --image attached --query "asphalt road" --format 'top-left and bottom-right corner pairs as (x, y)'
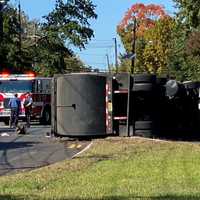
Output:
(0, 123), (91, 176)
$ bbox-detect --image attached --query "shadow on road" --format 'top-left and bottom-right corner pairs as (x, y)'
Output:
(0, 141), (39, 150)
(0, 125), (84, 176)
(0, 128), (16, 133)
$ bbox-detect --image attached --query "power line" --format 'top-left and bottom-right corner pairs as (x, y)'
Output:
(84, 62), (107, 65)
(77, 53), (109, 57)
(86, 41), (114, 44)
(75, 38), (121, 69)
(84, 45), (114, 49)
(88, 39), (114, 42)
(84, 40), (115, 49)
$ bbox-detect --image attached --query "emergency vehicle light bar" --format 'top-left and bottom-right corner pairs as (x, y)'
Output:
(1, 73), (10, 78)
(0, 73), (35, 78)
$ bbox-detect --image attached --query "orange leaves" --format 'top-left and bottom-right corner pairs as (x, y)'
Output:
(118, 3), (168, 37)
(117, 3), (173, 74)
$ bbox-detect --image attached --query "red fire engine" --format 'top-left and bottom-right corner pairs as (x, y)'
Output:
(0, 73), (51, 125)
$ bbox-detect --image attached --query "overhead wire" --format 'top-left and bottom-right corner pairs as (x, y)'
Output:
(77, 53), (109, 57)
(75, 38), (119, 69)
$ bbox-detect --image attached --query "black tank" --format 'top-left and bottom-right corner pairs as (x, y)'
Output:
(52, 73), (107, 137)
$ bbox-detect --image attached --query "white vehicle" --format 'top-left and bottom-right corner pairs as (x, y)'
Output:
(0, 73), (51, 125)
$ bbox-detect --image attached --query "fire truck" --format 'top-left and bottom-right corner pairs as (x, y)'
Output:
(0, 73), (51, 125)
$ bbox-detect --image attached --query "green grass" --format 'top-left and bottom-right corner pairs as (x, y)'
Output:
(1, 137), (200, 199)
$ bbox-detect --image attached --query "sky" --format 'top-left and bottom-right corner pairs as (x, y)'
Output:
(10, 0), (176, 71)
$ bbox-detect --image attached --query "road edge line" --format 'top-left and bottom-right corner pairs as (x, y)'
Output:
(72, 141), (93, 159)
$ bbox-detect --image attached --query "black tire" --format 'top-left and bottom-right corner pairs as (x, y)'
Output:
(134, 74), (156, 84)
(156, 77), (167, 85)
(133, 83), (154, 92)
(40, 108), (51, 125)
(135, 129), (153, 137)
(135, 121), (153, 130)
(183, 81), (199, 89)
(4, 119), (10, 126)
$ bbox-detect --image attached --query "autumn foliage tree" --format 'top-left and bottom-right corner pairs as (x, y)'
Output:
(142, 17), (175, 74)
(117, 3), (174, 74)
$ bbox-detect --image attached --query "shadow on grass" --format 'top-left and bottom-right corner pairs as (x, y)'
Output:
(77, 154), (113, 162)
(1, 194), (200, 200)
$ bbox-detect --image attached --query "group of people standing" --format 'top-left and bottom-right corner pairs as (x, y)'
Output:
(8, 92), (33, 128)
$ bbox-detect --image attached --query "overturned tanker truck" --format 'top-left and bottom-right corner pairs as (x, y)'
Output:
(51, 73), (200, 139)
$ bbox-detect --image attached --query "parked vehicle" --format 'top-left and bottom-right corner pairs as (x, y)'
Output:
(0, 73), (51, 125)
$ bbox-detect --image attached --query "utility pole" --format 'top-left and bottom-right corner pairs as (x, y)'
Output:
(18, 0), (22, 55)
(106, 54), (110, 73)
(34, 23), (37, 45)
(114, 37), (118, 73)
(0, 0), (5, 40)
(131, 17), (137, 74)
(131, 17), (137, 136)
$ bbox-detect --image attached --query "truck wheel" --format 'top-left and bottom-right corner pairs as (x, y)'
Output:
(135, 129), (153, 138)
(156, 77), (167, 85)
(4, 119), (10, 126)
(134, 74), (156, 84)
(134, 121), (154, 138)
(41, 108), (51, 125)
(135, 121), (153, 130)
(183, 81), (199, 89)
(133, 83), (154, 92)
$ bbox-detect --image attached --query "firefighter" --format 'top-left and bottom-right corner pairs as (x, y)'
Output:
(8, 93), (21, 128)
(23, 92), (33, 128)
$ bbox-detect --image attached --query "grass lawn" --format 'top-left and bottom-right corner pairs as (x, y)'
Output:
(0, 137), (200, 200)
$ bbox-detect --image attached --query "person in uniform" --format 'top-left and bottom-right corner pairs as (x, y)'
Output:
(23, 92), (33, 128)
(8, 93), (21, 128)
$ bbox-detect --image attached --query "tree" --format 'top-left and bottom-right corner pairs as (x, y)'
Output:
(0, 3), (21, 72)
(42, 0), (97, 49)
(0, 0), (97, 76)
(142, 17), (175, 74)
(117, 3), (172, 74)
(118, 3), (168, 51)
(36, 0), (97, 75)
(173, 0), (200, 29)
(169, 0), (200, 81)
(0, 2), (42, 73)
(181, 31), (200, 81)
(185, 31), (200, 57)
